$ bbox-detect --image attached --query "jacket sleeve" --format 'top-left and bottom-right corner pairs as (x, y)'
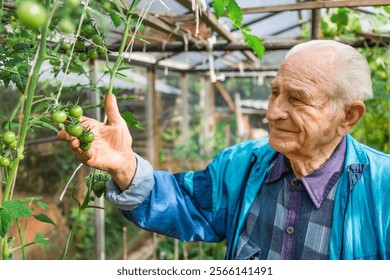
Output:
(107, 140), (266, 243)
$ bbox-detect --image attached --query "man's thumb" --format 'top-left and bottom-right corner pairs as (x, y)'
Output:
(104, 93), (123, 125)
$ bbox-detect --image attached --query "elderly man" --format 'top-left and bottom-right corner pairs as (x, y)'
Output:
(58, 40), (390, 260)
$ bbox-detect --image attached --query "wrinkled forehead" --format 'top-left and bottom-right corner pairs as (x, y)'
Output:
(273, 48), (337, 87)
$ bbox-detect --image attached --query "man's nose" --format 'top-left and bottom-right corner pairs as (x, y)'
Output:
(266, 94), (289, 121)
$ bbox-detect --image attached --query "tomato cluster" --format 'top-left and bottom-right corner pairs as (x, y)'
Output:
(86, 171), (110, 198)
(64, 15), (106, 64)
(48, 16), (107, 76)
(50, 103), (94, 151)
(0, 130), (17, 168)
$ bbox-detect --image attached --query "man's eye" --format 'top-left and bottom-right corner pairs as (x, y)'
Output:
(271, 90), (279, 97)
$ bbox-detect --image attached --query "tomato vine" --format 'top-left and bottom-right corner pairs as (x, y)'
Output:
(0, 0), (144, 260)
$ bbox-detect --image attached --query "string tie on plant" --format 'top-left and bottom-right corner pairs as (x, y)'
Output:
(192, 0), (207, 37)
(207, 36), (224, 83)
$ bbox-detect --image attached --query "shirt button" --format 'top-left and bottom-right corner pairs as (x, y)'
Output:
(290, 179), (298, 186)
(286, 226), (295, 235)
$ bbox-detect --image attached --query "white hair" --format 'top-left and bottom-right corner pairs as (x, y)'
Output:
(286, 40), (373, 108)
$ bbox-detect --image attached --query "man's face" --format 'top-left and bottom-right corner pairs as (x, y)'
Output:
(266, 49), (344, 159)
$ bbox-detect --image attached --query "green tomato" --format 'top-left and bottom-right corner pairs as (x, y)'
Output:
(103, 2), (112, 12)
(80, 142), (91, 151)
(75, 40), (85, 50)
(82, 25), (94, 39)
(2, 131), (16, 146)
(67, 0), (80, 8)
(88, 49), (99, 60)
(9, 140), (17, 149)
(58, 18), (76, 34)
(49, 58), (60, 66)
(97, 46), (106, 55)
(92, 180), (106, 191)
(92, 34), (104, 46)
(69, 105), (83, 118)
(16, 1), (48, 30)
(66, 123), (84, 137)
(0, 156), (11, 168)
(63, 43), (71, 51)
(52, 110), (68, 123)
(78, 53), (88, 62)
(79, 131), (94, 143)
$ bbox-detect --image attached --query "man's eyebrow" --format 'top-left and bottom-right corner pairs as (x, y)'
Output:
(289, 89), (305, 99)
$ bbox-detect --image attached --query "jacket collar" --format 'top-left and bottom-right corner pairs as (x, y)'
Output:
(344, 134), (369, 189)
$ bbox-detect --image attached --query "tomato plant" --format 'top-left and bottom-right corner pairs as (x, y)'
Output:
(0, 0), (145, 260)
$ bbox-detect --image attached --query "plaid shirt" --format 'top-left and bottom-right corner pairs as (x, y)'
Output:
(235, 137), (346, 260)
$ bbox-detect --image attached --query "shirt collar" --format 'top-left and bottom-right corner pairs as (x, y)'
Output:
(265, 137), (346, 209)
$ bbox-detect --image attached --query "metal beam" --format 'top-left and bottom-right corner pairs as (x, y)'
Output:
(242, 0), (390, 14)
(129, 38), (384, 52)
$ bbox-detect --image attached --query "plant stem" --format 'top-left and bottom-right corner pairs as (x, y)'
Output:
(0, 0), (3, 21)
(60, 205), (83, 260)
(2, 27), (48, 203)
(107, 14), (133, 95)
(9, 241), (36, 253)
(16, 218), (27, 259)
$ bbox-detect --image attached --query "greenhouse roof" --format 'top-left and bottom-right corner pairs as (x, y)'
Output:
(107, 0), (390, 76)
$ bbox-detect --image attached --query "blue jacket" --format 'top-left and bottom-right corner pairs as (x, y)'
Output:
(114, 134), (390, 260)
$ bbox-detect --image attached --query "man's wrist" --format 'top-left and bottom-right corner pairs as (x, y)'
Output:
(108, 153), (137, 191)
(105, 154), (155, 210)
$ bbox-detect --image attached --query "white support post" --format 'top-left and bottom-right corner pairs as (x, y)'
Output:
(89, 59), (105, 260)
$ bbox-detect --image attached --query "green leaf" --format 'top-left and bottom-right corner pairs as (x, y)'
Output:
(331, 8), (349, 27)
(121, 111), (144, 130)
(212, 0), (225, 19)
(36, 201), (50, 210)
(3, 199), (33, 219)
(33, 100), (50, 114)
(35, 233), (49, 245)
(0, 207), (13, 237)
(34, 120), (60, 133)
(34, 214), (56, 226)
(13, 43), (30, 51)
(384, 6), (390, 14)
(227, 0), (243, 29)
(109, 10), (122, 28)
(115, 71), (128, 78)
(242, 31), (265, 59)
(19, 196), (43, 202)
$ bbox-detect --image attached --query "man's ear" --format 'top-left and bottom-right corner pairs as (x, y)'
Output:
(337, 101), (366, 136)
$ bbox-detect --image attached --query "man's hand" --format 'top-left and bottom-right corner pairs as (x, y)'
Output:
(57, 93), (137, 191)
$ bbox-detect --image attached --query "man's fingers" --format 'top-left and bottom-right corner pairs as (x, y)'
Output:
(104, 93), (123, 126)
(57, 130), (72, 141)
(70, 137), (80, 150)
